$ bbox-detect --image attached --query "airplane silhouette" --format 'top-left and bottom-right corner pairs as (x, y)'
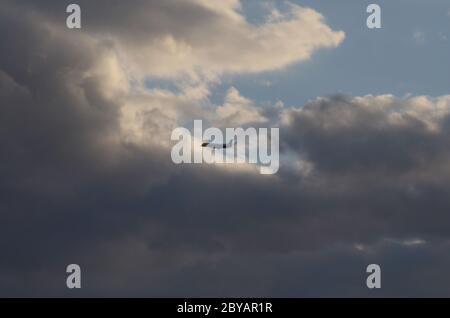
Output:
(201, 138), (234, 150)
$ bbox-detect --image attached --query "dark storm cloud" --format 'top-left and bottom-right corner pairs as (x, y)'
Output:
(282, 95), (450, 174)
(0, 0), (174, 292)
(1, 0), (450, 297)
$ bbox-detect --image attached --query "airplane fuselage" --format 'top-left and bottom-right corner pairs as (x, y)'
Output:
(201, 142), (230, 149)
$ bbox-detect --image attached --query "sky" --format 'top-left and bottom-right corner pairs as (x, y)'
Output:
(215, 0), (450, 107)
(1, 0), (450, 297)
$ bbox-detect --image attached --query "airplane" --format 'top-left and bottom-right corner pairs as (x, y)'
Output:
(201, 138), (234, 150)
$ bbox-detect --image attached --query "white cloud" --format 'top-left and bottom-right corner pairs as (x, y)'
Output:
(282, 94), (450, 133)
(49, 1), (345, 81)
(215, 87), (268, 126)
(23, 0), (345, 148)
(385, 238), (427, 247)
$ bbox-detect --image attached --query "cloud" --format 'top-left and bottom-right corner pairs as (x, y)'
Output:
(16, 0), (345, 81)
(1, 0), (450, 297)
(214, 87), (269, 127)
(281, 94), (450, 177)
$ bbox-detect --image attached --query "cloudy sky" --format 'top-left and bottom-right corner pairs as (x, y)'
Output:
(1, 0), (450, 297)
